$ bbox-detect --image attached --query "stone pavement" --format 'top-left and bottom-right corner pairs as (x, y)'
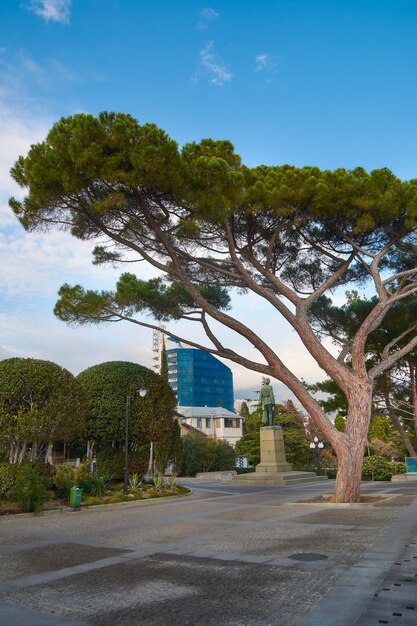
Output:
(0, 479), (416, 625)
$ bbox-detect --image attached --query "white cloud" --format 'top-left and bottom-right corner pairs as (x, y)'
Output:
(197, 7), (219, 29)
(199, 42), (233, 86)
(0, 48), (79, 115)
(0, 106), (50, 210)
(17, 50), (48, 85)
(0, 224), (118, 298)
(25, 0), (71, 24)
(48, 58), (79, 83)
(0, 311), (153, 375)
(255, 53), (275, 73)
(200, 7), (219, 20)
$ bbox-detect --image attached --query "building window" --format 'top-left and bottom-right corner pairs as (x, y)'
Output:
(196, 418), (202, 429)
(205, 418), (211, 428)
(224, 418), (239, 429)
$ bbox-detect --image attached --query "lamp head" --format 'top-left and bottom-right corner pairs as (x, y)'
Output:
(139, 388), (147, 397)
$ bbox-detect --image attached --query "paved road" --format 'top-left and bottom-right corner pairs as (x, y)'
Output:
(0, 479), (417, 625)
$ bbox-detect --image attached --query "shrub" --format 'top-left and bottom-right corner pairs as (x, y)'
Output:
(12, 465), (52, 512)
(80, 475), (113, 496)
(31, 462), (55, 486)
(167, 474), (178, 489)
(104, 493), (130, 503)
(73, 462), (91, 484)
(181, 434), (236, 476)
(362, 456), (393, 481)
(212, 439), (236, 471)
(391, 461), (406, 475)
(0, 463), (19, 498)
(153, 474), (165, 491)
(128, 473), (142, 490)
(181, 435), (212, 476)
(54, 463), (75, 497)
(83, 496), (102, 506)
(325, 468), (337, 479)
(235, 432), (260, 466)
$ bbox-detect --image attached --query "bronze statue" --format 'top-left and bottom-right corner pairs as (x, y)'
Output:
(259, 377), (275, 426)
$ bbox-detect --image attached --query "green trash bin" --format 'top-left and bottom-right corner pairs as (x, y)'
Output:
(69, 486), (82, 508)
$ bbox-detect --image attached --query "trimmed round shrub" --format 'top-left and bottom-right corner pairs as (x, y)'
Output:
(0, 358), (86, 463)
(76, 361), (176, 447)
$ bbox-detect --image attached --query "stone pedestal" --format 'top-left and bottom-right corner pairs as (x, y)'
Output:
(256, 426), (292, 473)
(230, 425), (325, 486)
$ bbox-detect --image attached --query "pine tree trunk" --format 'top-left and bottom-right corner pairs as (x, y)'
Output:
(332, 441), (364, 502)
(331, 384), (371, 503)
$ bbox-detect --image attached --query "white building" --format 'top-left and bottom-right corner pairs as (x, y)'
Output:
(234, 399), (259, 415)
(177, 406), (244, 447)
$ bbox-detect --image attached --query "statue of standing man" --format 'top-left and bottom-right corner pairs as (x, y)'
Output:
(259, 377), (275, 426)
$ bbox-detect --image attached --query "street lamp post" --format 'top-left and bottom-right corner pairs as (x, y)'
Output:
(309, 436), (324, 477)
(124, 376), (147, 495)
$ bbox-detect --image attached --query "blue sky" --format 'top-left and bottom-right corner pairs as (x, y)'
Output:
(1, 0), (417, 399)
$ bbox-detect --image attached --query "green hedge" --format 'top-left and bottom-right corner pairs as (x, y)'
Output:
(96, 448), (148, 480)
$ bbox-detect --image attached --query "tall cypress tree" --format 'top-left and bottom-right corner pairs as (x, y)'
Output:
(160, 341), (168, 380)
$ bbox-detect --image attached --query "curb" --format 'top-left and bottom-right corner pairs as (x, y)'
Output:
(0, 488), (193, 520)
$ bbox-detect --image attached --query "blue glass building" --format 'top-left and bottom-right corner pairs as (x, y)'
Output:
(166, 347), (234, 411)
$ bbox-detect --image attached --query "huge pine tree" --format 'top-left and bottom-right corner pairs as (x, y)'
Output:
(10, 112), (417, 501)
